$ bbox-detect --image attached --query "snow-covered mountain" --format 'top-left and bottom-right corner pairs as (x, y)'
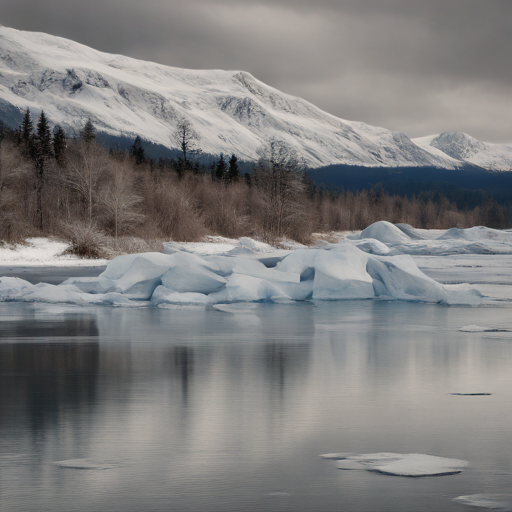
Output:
(413, 132), (512, 172)
(0, 26), (510, 172)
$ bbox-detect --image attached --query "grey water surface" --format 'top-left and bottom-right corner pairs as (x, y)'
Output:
(0, 299), (511, 512)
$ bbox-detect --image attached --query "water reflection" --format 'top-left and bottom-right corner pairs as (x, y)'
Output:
(0, 301), (511, 511)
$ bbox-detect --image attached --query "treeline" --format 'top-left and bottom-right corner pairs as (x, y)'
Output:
(0, 111), (508, 256)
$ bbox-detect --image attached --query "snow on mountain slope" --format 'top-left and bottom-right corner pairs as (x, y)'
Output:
(0, 26), (462, 169)
(413, 132), (512, 172)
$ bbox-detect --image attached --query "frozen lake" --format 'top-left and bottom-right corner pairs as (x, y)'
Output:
(0, 269), (512, 511)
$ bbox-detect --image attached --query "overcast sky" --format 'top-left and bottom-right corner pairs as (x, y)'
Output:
(1, 0), (511, 142)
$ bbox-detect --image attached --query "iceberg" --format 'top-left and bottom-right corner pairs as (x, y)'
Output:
(321, 452), (468, 477)
(0, 238), (482, 307)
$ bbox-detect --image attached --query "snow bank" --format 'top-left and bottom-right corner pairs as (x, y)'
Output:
(321, 452), (468, 477)
(0, 238), (108, 266)
(359, 221), (411, 244)
(0, 238), (482, 307)
(351, 221), (512, 256)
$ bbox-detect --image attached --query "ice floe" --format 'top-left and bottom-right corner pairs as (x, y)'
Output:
(454, 494), (512, 511)
(0, 239), (483, 307)
(321, 452), (468, 477)
(349, 221), (512, 256)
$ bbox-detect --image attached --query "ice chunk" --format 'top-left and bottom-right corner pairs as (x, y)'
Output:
(209, 274), (291, 303)
(62, 276), (115, 294)
(161, 263), (227, 294)
(454, 494), (512, 510)
(349, 238), (391, 255)
(21, 283), (88, 305)
(0, 277), (33, 300)
(325, 452), (468, 477)
(54, 459), (115, 470)
(152, 286), (210, 305)
(277, 244), (375, 300)
(360, 221), (411, 244)
(86, 292), (144, 307)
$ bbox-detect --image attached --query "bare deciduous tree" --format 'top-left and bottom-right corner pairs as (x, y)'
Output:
(173, 118), (201, 176)
(65, 140), (109, 224)
(99, 159), (144, 248)
(0, 141), (30, 240)
(253, 138), (308, 240)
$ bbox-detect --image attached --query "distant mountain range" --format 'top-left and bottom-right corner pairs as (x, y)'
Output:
(1, 26), (512, 174)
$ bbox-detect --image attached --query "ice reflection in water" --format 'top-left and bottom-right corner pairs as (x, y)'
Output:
(0, 301), (511, 511)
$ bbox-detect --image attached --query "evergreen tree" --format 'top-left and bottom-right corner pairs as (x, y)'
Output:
(130, 136), (146, 165)
(34, 111), (53, 231)
(21, 109), (33, 144)
(20, 108), (35, 157)
(0, 120), (5, 144)
(36, 111), (53, 161)
(53, 125), (67, 166)
(214, 153), (228, 181)
(80, 119), (96, 143)
(228, 154), (239, 182)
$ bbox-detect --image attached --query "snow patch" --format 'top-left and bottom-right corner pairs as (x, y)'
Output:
(0, 238), (107, 266)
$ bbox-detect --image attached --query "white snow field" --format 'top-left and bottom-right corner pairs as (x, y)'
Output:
(320, 452), (468, 477)
(0, 238), (107, 266)
(0, 238), (483, 307)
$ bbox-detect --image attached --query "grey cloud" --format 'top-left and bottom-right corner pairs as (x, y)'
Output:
(1, 0), (511, 141)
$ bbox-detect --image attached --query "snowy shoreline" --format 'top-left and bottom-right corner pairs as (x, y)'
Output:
(0, 222), (511, 308)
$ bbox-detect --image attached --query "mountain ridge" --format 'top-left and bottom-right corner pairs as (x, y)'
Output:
(0, 26), (511, 172)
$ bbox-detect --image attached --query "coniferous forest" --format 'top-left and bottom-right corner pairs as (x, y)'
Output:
(0, 111), (509, 257)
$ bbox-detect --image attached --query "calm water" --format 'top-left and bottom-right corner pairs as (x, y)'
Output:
(0, 300), (511, 512)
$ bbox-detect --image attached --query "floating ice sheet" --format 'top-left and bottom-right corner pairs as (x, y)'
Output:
(321, 452), (468, 477)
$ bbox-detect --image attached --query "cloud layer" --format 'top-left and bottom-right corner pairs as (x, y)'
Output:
(2, 0), (511, 141)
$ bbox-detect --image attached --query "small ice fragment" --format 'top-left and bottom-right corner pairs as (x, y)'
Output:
(319, 453), (357, 460)
(460, 325), (511, 333)
(450, 393), (491, 396)
(54, 459), (115, 470)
